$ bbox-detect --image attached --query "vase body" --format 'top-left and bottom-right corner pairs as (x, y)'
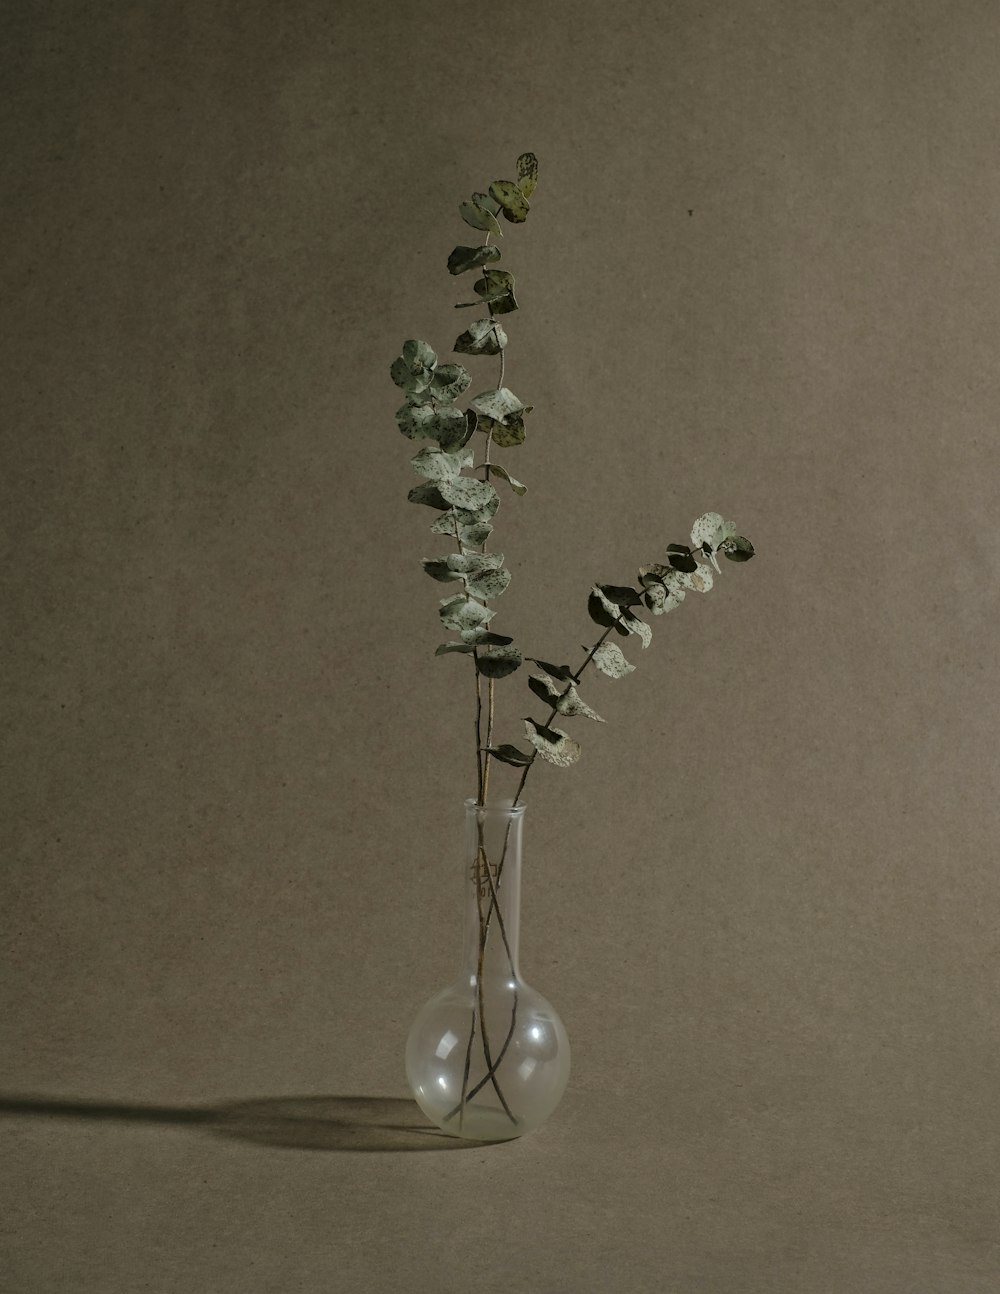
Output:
(405, 799), (570, 1141)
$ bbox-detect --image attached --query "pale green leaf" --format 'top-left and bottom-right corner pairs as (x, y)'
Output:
(410, 444), (473, 482)
(619, 608), (652, 649)
(447, 244), (502, 276)
(439, 595), (495, 632)
(396, 402), (437, 441)
(435, 642), (476, 656)
(489, 464), (527, 495)
(556, 685), (604, 722)
(459, 197), (502, 236)
(479, 412), (527, 448)
(470, 387), (525, 422)
(454, 319), (507, 356)
(446, 551), (504, 575)
(466, 567), (511, 600)
(592, 641), (636, 679)
(523, 717), (581, 768)
(690, 512), (737, 555)
(438, 476), (499, 511)
(430, 363), (472, 404)
(477, 645), (522, 678)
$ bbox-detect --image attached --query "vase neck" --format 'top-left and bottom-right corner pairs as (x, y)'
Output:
(461, 800), (524, 981)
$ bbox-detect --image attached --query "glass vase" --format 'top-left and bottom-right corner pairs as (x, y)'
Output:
(405, 799), (570, 1141)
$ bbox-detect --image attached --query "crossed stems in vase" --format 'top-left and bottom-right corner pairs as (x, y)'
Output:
(445, 617), (629, 1132)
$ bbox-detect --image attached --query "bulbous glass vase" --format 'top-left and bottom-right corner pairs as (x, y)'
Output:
(405, 799), (570, 1141)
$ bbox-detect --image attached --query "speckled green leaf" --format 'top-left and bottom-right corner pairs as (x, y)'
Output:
(439, 595), (495, 633)
(592, 641), (636, 679)
(438, 476), (498, 512)
(528, 671), (561, 706)
(435, 642), (476, 656)
(477, 645), (522, 678)
(459, 520), (493, 545)
(691, 512), (737, 556)
(391, 339), (437, 393)
(463, 628), (513, 647)
(447, 244), (502, 276)
(489, 464), (527, 495)
(421, 559), (463, 583)
(523, 718), (581, 768)
(489, 179), (529, 223)
(471, 387), (524, 422)
(410, 445), (473, 482)
(430, 363), (472, 404)
(466, 567), (511, 601)
(459, 196), (502, 236)
(472, 268), (518, 314)
(556, 686), (604, 722)
(479, 413), (527, 448)
(722, 535), (755, 563)
(446, 551), (504, 575)
(684, 563), (715, 593)
(516, 152), (538, 199)
(396, 402), (437, 441)
(407, 483), (450, 509)
(619, 608), (652, 648)
(454, 319), (507, 356)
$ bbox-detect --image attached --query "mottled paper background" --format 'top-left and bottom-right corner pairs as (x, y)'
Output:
(4, 1), (999, 1290)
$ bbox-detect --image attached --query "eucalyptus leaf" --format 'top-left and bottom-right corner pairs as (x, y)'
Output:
(473, 268), (518, 311)
(408, 483), (450, 510)
(523, 717), (581, 768)
(462, 628), (513, 646)
(435, 642), (476, 656)
(722, 535), (755, 562)
(516, 152), (538, 199)
(489, 179), (530, 223)
(439, 595), (495, 632)
(528, 671), (561, 705)
(471, 387), (525, 422)
(430, 363), (472, 404)
(438, 476), (499, 512)
(459, 521), (493, 545)
(668, 551), (699, 574)
(447, 244), (502, 276)
(597, 583), (642, 607)
(421, 559), (463, 583)
(485, 743), (533, 767)
(466, 567), (512, 600)
(489, 464), (527, 495)
(446, 551), (504, 575)
(391, 340), (437, 393)
(690, 512), (737, 555)
(479, 413), (527, 448)
(454, 318), (507, 356)
(477, 645), (522, 678)
(619, 608), (652, 649)
(410, 445), (473, 482)
(527, 659), (575, 681)
(556, 686), (604, 722)
(684, 563), (715, 593)
(588, 587), (620, 629)
(592, 641), (636, 679)
(396, 402), (437, 440)
(459, 197), (502, 236)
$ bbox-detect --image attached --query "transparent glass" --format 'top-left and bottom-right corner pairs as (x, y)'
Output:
(405, 799), (570, 1141)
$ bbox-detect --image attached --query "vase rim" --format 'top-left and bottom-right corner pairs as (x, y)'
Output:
(464, 797), (527, 816)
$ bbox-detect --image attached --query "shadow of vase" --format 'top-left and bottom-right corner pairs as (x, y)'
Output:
(0, 1093), (496, 1153)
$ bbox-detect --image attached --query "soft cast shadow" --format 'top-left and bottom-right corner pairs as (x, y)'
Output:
(0, 1093), (491, 1152)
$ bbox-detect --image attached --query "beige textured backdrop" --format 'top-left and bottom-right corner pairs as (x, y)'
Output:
(4, 1), (999, 1291)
